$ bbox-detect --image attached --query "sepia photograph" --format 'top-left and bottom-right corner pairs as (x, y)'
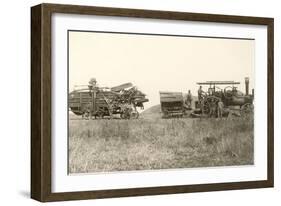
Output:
(68, 30), (255, 174)
(30, 4), (273, 201)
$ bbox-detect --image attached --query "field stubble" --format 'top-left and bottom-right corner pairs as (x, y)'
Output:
(69, 115), (254, 173)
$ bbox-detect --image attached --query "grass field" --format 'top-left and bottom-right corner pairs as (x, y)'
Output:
(69, 113), (254, 173)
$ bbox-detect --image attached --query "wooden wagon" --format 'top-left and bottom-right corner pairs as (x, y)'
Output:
(69, 81), (148, 119)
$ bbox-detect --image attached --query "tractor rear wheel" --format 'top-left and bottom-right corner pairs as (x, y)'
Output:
(202, 96), (220, 117)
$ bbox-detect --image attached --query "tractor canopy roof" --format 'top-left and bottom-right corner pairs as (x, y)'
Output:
(197, 81), (240, 86)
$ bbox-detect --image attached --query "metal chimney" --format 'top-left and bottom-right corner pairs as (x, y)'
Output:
(245, 77), (249, 95)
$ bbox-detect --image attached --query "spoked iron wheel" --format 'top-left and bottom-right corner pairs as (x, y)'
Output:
(95, 108), (105, 119)
(240, 103), (254, 116)
(120, 108), (131, 119)
(130, 110), (139, 119)
(202, 96), (220, 117)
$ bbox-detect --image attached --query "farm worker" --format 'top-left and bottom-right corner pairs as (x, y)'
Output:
(88, 78), (97, 90)
(217, 100), (224, 118)
(208, 86), (215, 95)
(186, 90), (193, 108)
(89, 78), (97, 86)
(209, 99), (217, 118)
(233, 87), (238, 96)
(198, 86), (204, 102)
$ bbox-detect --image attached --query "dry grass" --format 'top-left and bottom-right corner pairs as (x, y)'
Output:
(69, 116), (254, 173)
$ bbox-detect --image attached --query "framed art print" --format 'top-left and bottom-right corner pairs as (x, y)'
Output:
(31, 3), (274, 202)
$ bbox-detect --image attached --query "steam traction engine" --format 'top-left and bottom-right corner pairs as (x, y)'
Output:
(195, 77), (254, 117)
(68, 78), (149, 119)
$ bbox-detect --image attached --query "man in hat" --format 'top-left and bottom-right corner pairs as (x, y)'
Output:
(198, 86), (204, 103)
(186, 90), (193, 109)
(217, 100), (224, 118)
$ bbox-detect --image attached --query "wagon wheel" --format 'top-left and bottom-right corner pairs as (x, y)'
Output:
(241, 103), (254, 116)
(120, 107), (130, 119)
(81, 104), (91, 119)
(202, 96), (220, 117)
(82, 110), (90, 120)
(130, 110), (139, 119)
(95, 108), (105, 119)
(224, 86), (233, 99)
(121, 110), (131, 119)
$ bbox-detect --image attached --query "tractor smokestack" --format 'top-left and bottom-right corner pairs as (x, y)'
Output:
(245, 77), (249, 95)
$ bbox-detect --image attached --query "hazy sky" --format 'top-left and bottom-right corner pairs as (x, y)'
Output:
(69, 31), (255, 109)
